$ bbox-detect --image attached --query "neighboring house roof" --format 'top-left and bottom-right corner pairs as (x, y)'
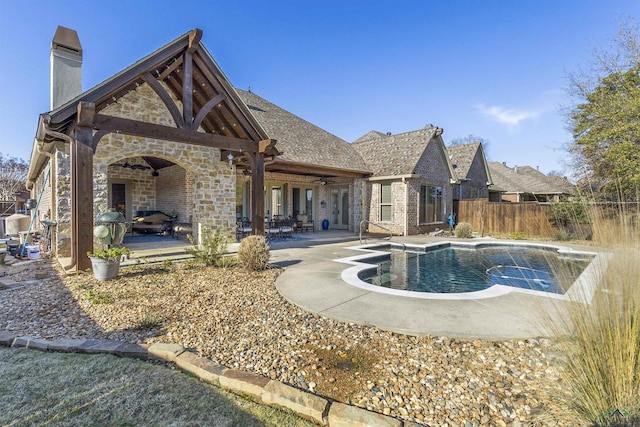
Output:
(446, 142), (493, 185)
(236, 90), (371, 176)
(353, 130), (389, 143)
(488, 162), (575, 196)
(352, 126), (456, 181)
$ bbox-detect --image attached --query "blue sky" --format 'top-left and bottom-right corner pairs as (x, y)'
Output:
(1, 1), (638, 176)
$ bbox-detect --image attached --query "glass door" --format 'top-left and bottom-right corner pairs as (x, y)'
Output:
(292, 187), (314, 220)
(265, 183), (287, 220)
(108, 180), (132, 220)
(330, 186), (349, 229)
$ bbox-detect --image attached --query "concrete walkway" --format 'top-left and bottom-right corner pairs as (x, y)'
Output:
(273, 232), (573, 340)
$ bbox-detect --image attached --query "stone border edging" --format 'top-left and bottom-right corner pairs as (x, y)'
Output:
(0, 332), (417, 427)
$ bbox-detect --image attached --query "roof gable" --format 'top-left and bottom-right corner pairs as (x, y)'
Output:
(39, 29), (268, 145)
(353, 130), (389, 143)
(352, 126), (456, 180)
(447, 142), (492, 185)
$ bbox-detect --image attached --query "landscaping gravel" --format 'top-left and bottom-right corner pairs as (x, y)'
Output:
(0, 258), (572, 426)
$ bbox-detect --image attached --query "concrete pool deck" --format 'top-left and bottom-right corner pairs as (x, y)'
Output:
(272, 232), (593, 340)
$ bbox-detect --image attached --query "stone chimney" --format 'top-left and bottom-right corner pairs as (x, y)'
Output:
(50, 26), (82, 110)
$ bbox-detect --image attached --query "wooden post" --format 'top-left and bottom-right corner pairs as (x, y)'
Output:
(249, 152), (265, 235)
(73, 102), (95, 271)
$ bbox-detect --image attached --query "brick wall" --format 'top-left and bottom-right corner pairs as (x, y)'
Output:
(365, 137), (455, 236)
(458, 151), (489, 199)
(155, 165), (191, 222)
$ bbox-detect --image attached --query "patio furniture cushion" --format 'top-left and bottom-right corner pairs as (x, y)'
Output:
(132, 212), (173, 234)
(173, 215), (193, 239)
(296, 215), (314, 232)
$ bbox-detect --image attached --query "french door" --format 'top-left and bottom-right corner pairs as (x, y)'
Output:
(330, 187), (349, 229)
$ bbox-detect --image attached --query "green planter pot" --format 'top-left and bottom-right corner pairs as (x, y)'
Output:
(89, 256), (121, 281)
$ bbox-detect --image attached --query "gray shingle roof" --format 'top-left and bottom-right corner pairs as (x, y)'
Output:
(236, 89), (370, 173)
(351, 127), (437, 176)
(446, 142), (481, 180)
(488, 162), (574, 195)
(353, 130), (389, 143)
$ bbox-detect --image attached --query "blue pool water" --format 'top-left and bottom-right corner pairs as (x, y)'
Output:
(358, 245), (593, 294)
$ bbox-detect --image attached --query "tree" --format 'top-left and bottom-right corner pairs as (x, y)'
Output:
(566, 21), (640, 201)
(0, 153), (28, 200)
(448, 134), (490, 158)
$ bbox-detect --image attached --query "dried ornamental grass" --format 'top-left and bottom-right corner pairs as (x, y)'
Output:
(237, 234), (271, 271)
(546, 202), (640, 426)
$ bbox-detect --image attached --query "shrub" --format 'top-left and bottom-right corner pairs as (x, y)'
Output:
(237, 235), (270, 271)
(508, 231), (526, 240)
(549, 199), (590, 226)
(88, 246), (131, 262)
(552, 228), (572, 241)
(186, 227), (229, 266)
(454, 222), (473, 238)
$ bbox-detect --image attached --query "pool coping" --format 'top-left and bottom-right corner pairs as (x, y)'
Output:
(335, 240), (605, 303)
(274, 236), (608, 340)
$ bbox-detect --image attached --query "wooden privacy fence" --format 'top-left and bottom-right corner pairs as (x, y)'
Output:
(456, 200), (555, 238)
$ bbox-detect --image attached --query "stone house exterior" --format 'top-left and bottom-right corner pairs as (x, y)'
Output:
(25, 27), (469, 269)
(26, 27), (276, 270)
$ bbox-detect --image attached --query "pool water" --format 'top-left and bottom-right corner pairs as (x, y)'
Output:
(359, 245), (593, 294)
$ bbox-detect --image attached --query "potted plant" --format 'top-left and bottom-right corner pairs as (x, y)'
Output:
(87, 246), (131, 281)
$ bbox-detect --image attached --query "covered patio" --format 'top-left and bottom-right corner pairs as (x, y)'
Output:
(27, 28), (278, 271)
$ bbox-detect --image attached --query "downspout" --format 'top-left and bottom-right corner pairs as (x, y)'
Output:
(36, 141), (57, 262)
(40, 122), (78, 271)
(402, 177), (408, 236)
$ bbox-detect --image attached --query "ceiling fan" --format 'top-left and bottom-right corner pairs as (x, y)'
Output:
(112, 161), (151, 171)
(312, 177), (333, 185)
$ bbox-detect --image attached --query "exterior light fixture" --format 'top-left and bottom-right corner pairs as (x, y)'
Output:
(227, 153), (234, 169)
(320, 200), (327, 209)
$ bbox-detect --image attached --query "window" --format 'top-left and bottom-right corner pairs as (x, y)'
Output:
(271, 186), (283, 216)
(236, 180), (249, 218)
(380, 183), (392, 221)
(420, 185), (442, 223)
(470, 186), (483, 199)
(305, 189), (313, 220)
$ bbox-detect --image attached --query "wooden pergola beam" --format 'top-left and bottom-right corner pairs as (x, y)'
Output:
(91, 113), (258, 153)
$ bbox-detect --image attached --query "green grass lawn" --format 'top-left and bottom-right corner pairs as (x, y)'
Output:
(0, 347), (313, 427)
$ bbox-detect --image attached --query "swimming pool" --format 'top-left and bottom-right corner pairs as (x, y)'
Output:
(337, 241), (601, 301)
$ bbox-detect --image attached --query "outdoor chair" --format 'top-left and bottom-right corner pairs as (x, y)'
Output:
(277, 218), (295, 239)
(235, 218), (252, 241)
(265, 219), (281, 240)
(296, 214), (314, 232)
(172, 215), (193, 240)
